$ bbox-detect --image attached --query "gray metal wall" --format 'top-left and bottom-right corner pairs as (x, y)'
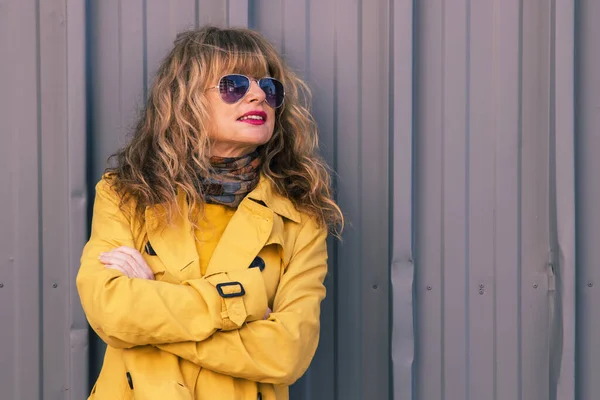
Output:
(0, 1), (88, 399)
(413, 0), (573, 399)
(1, 0), (598, 399)
(576, 0), (600, 398)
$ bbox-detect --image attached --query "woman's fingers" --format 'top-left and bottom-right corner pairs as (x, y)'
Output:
(114, 246), (155, 280)
(263, 307), (272, 320)
(105, 264), (129, 276)
(99, 252), (137, 277)
(99, 247), (154, 280)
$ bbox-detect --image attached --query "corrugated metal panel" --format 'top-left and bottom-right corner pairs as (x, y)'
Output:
(411, 0), (580, 399)
(414, 0), (559, 399)
(0, 1), (42, 399)
(3, 0), (600, 399)
(390, 0), (416, 399)
(552, 0), (576, 398)
(576, 0), (600, 399)
(0, 0), (88, 399)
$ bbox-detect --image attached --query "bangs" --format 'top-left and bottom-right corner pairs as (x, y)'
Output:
(202, 29), (279, 82)
(220, 51), (271, 78)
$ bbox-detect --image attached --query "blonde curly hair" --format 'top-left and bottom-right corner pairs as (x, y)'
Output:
(107, 26), (343, 234)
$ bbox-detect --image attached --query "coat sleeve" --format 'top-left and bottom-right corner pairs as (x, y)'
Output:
(156, 217), (328, 386)
(76, 178), (269, 349)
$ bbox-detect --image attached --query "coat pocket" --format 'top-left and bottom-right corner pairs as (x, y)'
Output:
(122, 346), (195, 400)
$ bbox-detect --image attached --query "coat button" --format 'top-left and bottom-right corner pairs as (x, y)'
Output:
(249, 256), (265, 271)
(126, 372), (134, 389)
(257, 393), (262, 400)
(144, 241), (157, 256)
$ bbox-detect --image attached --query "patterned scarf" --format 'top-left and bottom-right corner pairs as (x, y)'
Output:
(199, 151), (262, 208)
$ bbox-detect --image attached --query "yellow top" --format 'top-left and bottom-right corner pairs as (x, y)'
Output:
(194, 203), (236, 276)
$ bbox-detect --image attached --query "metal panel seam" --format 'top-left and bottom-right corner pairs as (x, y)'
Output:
(390, 0), (415, 399)
(553, 0), (576, 398)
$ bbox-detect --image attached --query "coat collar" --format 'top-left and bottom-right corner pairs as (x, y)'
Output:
(144, 175), (301, 278)
(246, 175), (302, 224)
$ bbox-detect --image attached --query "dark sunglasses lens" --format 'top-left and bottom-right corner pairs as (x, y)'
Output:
(259, 78), (285, 108)
(218, 75), (250, 103)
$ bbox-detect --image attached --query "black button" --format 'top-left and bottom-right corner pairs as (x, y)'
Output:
(257, 393), (262, 400)
(249, 256), (265, 271)
(144, 241), (157, 256)
(145, 241), (157, 256)
(126, 372), (134, 389)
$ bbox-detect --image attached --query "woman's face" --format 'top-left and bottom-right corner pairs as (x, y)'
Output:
(206, 77), (276, 158)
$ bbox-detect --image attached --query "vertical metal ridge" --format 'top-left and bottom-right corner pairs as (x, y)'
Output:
(491, 1), (498, 398)
(517, 0), (524, 398)
(547, 1), (558, 399)
(65, 0), (89, 397)
(280, 0), (285, 55)
(390, 0), (416, 398)
(357, 0), (364, 395)
(412, 0), (420, 397)
(35, 0), (44, 397)
(246, 0), (250, 29)
(65, 0), (73, 394)
(574, 0), (581, 389)
(305, 0), (311, 82)
(548, 0), (557, 248)
(440, 1), (446, 399)
(332, 0), (339, 203)
(118, 0), (123, 136)
(226, 0), (230, 26)
(195, 0), (199, 28)
(464, 0), (471, 399)
(410, 0), (417, 397)
(553, 0), (576, 397)
(304, 0), (311, 82)
(332, 0), (340, 397)
(142, 0), (147, 100)
(387, 0), (394, 395)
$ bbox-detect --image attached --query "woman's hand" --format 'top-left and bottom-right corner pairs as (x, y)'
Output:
(263, 307), (272, 320)
(99, 246), (155, 280)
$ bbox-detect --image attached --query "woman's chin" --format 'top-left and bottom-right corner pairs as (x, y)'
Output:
(233, 131), (273, 147)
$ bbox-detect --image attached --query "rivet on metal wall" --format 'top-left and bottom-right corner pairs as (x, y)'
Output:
(372, 284), (379, 290)
(588, 282), (594, 288)
(0, 283), (4, 288)
(426, 285), (432, 291)
(478, 290), (484, 295)
(8, 257), (14, 262)
(533, 283), (538, 289)
(479, 283), (484, 289)
(53, 283), (58, 288)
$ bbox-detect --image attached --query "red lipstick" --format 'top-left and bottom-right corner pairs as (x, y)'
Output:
(237, 110), (267, 125)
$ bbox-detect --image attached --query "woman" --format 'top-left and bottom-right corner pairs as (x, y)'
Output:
(76, 26), (343, 400)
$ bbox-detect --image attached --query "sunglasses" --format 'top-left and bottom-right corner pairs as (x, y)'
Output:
(211, 74), (285, 109)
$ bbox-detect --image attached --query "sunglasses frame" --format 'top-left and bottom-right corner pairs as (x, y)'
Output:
(210, 74), (286, 109)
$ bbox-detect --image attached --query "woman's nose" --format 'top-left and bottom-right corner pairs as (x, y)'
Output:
(245, 80), (266, 104)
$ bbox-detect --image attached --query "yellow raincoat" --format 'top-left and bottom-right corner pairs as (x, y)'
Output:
(76, 175), (328, 399)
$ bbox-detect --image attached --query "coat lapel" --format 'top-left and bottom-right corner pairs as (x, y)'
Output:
(145, 191), (198, 279)
(144, 177), (295, 279)
(204, 197), (284, 275)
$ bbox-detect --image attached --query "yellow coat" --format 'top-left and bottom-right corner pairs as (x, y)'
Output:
(76, 175), (328, 400)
